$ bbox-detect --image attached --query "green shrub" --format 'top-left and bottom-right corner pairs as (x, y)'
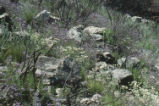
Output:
(0, 26), (43, 64)
(80, 67), (87, 81)
(103, 28), (114, 45)
(21, 2), (38, 24)
(130, 60), (148, 83)
(87, 80), (104, 94)
(3, 44), (24, 63)
(132, 68), (140, 81)
(1, 62), (49, 105)
(42, 0), (101, 26)
(102, 94), (124, 106)
(136, 23), (158, 52)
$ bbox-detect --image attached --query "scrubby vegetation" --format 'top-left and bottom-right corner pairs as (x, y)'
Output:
(1, 0), (159, 105)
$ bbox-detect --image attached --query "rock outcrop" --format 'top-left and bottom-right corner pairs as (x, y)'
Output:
(67, 25), (83, 43)
(80, 94), (102, 106)
(36, 56), (82, 87)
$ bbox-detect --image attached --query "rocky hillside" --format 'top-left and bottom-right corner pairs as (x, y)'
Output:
(0, 0), (159, 106)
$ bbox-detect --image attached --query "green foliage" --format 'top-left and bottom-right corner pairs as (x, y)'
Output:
(136, 23), (158, 52)
(103, 28), (114, 45)
(80, 67), (87, 81)
(130, 59), (148, 83)
(42, 0), (101, 26)
(132, 68), (140, 81)
(0, 26), (43, 64)
(102, 94), (124, 106)
(87, 80), (104, 94)
(21, 2), (38, 24)
(2, 63), (49, 105)
(113, 51), (121, 62)
(1, 45), (25, 63)
(45, 41), (62, 58)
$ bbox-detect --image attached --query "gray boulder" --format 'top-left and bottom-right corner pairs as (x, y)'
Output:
(80, 94), (102, 106)
(35, 10), (60, 22)
(89, 34), (103, 41)
(117, 57), (126, 67)
(35, 10), (51, 20)
(126, 57), (140, 68)
(111, 69), (133, 85)
(141, 19), (150, 24)
(89, 68), (132, 85)
(131, 16), (142, 22)
(153, 63), (159, 72)
(83, 26), (106, 35)
(124, 14), (131, 19)
(67, 25), (84, 42)
(83, 26), (106, 42)
(148, 71), (159, 89)
(95, 62), (108, 71)
(36, 56), (82, 86)
(0, 13), (9, 21)
(36, 56), (61, 79)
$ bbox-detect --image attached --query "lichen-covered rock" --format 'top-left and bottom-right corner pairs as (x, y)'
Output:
(83, 26), (106, 34)
(125, 14), (131, 18)
(35, 10), (50, 19)
(117, 57), (126, 67)
(13, 31), (29, 37)
(126, 57), (140, 68)
(153, 63), (159, 71)
(36, 56), (82, 87)
(89, 67), (132, 85)
(141, 18), (150, 24)
(132, 81), (159, 105)
(42, 37), (60, 49)
(131, 16), (142, 22)
(56, 88), (64, 97)
(80, 94), (102, 106)
(111, 69), (133, 85)
(36, 56), (62, 79)
(67, 25), (84, 42)
(148, 71), (159, 88)
(95, 62), (108, 71)
(89, 34), (103, 41)
(35, 10), (60, 22)
(0, 13), (9, 21)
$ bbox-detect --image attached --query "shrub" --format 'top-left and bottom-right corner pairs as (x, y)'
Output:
(0, 25), (43, 64)
(102, 94), (124, 106)
(3, 44), (25, 63)
(87, 80), (104, 94)
(0, 28), (49, 104)
(103, 28), (114, 45)
(0, 57), (50, 105)
(80, 58), (95, 81)
(21, 2), (38, 24)
(130, 59), (148, 83)
(42, 0), (102, 26)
